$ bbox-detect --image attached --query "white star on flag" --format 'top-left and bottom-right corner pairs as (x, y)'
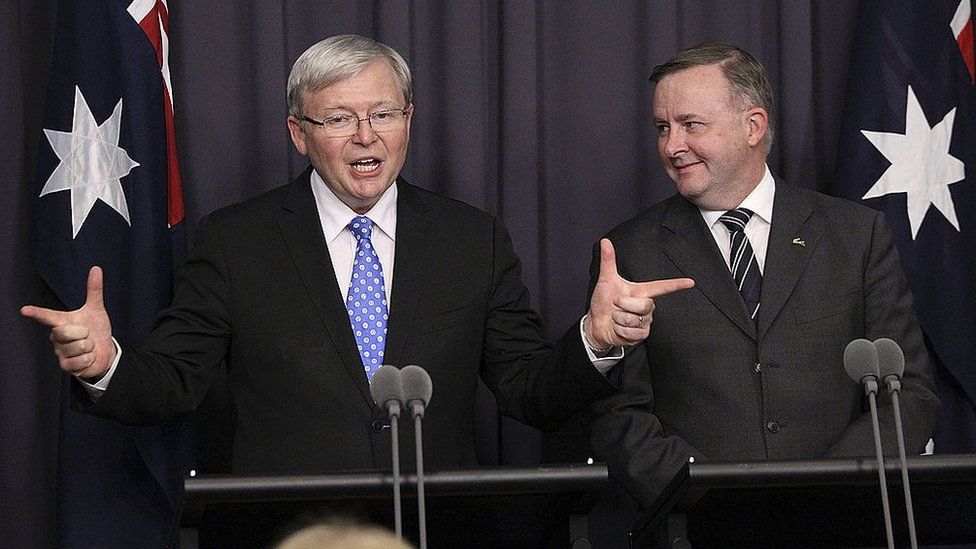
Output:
(40, 86), (139, 238)
(861, 85), (965, 240)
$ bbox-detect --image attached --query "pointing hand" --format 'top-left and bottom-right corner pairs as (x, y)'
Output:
(585, 239), (694, 350)
(21, 266), (115, 381)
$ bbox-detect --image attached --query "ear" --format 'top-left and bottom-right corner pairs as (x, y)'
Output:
(745, 108), (768, 148)
(287, 115), (309, 156)
(403, 103), (414, 135)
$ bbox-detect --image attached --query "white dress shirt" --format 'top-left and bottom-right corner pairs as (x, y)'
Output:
(698, 165), (776, 274)
(309, 169), (397, 303)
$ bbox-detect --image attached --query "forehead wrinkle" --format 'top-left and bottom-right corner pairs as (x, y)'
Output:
(319, 99), (402, 113)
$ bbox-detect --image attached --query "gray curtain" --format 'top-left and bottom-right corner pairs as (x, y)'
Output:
(3, 1), (859, 547)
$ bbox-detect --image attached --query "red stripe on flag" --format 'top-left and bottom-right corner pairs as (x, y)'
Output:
(136, 1), (184, 225)
(958, 17), (975, 81)
(162, 86), (184, 225)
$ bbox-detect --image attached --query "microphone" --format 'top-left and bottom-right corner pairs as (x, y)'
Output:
(844, 338), (894, 549)
(401, 365), (433, 549)
(844, 338), (881, 397)
(874, 338), (918, 549)
(369, 365), (404, 540)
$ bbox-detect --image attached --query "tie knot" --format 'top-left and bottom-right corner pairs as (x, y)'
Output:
(719, 208), (754, 233)
(348, 216), (374, 241)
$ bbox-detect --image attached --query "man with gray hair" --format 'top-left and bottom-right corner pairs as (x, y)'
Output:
(21, 34), (695, 542)
(586, 42), (940, 510)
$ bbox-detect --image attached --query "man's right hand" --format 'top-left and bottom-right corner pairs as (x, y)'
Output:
(21, 266), (116, 382)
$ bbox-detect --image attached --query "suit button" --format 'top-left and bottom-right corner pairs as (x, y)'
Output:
(765, 420), (780, 434)
(371, 419), (387, 433)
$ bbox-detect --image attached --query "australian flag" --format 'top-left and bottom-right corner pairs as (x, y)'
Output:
(31, 0), (190, 545)
(832, 0), (976, 452)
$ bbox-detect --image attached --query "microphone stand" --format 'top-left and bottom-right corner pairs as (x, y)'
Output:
(411, 403), (427, 549)
(389, 400), (403, 539)
(886, 375), (918, 549)
(866, 377), (895, 549)
(370, 365), (404, 540)
(401, 365), (432, 549)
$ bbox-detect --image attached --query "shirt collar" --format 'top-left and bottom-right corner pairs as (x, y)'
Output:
(310, 169), (398, 243)
(699, 164), (776, 227)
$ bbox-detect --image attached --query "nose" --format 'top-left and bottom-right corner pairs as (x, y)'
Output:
(352, 117), (378, 146)
(663, 130), (687, 158)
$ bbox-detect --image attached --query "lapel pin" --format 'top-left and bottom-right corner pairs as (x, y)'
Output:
(792, 237), (806, 247)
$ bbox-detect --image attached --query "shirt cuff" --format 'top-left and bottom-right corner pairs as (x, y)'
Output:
(579, 316), (623, 374)
(78, 337), (122, 399)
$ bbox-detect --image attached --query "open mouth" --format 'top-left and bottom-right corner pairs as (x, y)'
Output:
(350, 158), (381, 173)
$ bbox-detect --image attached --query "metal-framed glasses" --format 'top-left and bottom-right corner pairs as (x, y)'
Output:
(298, 107), (410, 137)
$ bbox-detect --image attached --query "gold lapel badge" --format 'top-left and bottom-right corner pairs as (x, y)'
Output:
(792, 237), (806, 247)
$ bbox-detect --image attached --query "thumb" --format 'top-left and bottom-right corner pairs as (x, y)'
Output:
(596, 238), (620, 282)
(85, 266), (105, 310)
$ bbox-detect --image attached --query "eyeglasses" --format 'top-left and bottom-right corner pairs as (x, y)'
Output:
(297, 107), (410, 137)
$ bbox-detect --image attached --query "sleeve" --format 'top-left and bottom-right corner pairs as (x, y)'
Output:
(477, 218), (616, 432)
(580, 240), (706, 508)
(74, 215), (233, 424)
(826, 210), (940, 456)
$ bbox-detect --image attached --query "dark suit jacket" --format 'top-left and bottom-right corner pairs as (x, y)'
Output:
(81, 168), (614, 474)
(586, 180), (940, 508)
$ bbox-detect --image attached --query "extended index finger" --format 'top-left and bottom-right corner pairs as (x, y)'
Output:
(633, 277), (695, 299)
(20, 305), (69, 328)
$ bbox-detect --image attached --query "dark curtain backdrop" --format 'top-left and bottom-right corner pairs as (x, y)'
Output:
(3, 2), (860, 547)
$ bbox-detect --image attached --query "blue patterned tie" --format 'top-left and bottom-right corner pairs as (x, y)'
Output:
(346, 216), (389, 380)
(719, 208), (762, 322)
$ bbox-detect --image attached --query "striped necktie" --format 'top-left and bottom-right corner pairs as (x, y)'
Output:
(719, 208), (762, 322)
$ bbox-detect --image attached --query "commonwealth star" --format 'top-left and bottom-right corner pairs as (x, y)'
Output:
(40, 86), (139, 238)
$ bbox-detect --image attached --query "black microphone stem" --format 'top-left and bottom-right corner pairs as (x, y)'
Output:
(389, 401), (402, 539)
(414, 410), (427, 549)
(890, 382), (918, 549)
(868, 386), (895, 549)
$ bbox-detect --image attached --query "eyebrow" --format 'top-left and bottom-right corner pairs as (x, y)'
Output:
(653, 112), (702, 123)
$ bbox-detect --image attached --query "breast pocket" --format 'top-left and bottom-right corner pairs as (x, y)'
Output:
(792, 288), (862, 326)
(418, 302), (479, 335)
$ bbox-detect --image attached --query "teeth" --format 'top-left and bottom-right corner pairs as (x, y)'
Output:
(353, 161), (379, 172)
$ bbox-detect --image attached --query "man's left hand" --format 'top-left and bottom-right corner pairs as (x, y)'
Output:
(585, 238), (695, 349)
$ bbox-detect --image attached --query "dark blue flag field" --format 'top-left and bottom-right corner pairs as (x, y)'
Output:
(31, 0), (190, 545)
(832, 0), (976, 452)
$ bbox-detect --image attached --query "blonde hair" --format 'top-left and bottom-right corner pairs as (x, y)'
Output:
(276, 519), (414, 549)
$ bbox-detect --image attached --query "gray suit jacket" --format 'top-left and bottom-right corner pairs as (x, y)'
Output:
(586, 180), (940, 507)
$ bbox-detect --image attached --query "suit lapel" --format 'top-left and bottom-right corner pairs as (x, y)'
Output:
(383, 181), (433, 367)
(275, 169), (374, 406)
(661, 196), (758, 340)
(757, 182), (821, 338)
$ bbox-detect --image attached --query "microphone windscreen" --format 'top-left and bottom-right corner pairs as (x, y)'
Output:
(874, 338), (906, 378)
(369, 364), (404, 407)
(844, 338), (880, 383)
(401, 365), (433, 406)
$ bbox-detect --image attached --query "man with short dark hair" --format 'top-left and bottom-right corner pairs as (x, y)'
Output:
(586, 42), (940, 508)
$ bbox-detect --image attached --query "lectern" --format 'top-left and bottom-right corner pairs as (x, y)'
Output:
(182, 464), (608, 548)
(632, 455), (976, 548)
